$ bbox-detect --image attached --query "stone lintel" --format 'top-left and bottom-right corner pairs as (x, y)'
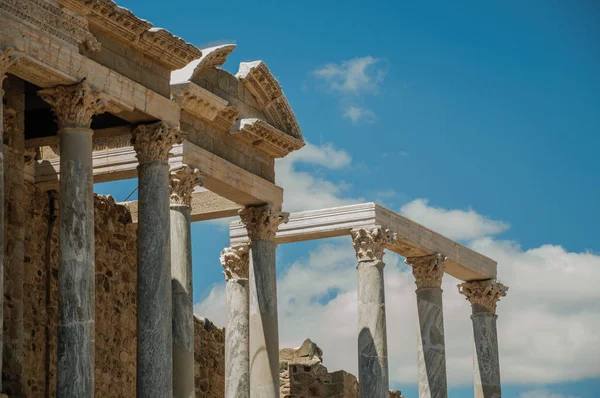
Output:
(122, 190), (240, 224)
(230, 202), (497, 281)
(232, 118), (305, 158)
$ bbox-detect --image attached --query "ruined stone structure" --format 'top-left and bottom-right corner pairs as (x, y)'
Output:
(0, 1), (508, 397)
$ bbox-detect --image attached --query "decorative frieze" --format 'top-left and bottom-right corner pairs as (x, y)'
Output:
(236, 61), (303, 141)
(238, 204), (289, 241)
(458, 279), (508, 314)
(351, 226), (394, 262)
(131, 121), (181, 164)
(38, 81), (107, 129)
(405, 253), (446, 289)
(232, 118), (305, 158)
(169, 165), (203, 207)
(0, 0), (100, 51)
(220, 244), (249, 280)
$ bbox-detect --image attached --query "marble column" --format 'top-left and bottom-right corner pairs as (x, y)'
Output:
(0, 48), (19, 395)
(351, 226), (394, 398)
(405, 253), (448, 398)
(458, 280), (508, 398)
(239, 204), (288, 398)
(38, 82), (107, 397)
(169, 165), (202, 398)
(220, 244), (250, 398)
(132, 121), (181, 398)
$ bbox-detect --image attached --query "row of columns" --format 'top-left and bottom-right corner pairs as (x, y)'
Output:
(220, 225), (508, 398)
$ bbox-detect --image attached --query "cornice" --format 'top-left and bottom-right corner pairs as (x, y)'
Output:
(171, 82), (229, 122)
(232, 118), (304, 158)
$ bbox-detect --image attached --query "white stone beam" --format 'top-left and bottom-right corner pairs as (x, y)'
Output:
(230, 203), (497, 281)
(34, 140), (282, 206)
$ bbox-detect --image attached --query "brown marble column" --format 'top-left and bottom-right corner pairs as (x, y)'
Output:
(169, 165), (202, 398)
(458, 280), (508, 398)
(239, 204), (288, 398)
(351, 226), (393, 398)
(405, 253), (448, 398)
(0, 48), (19, 396)
(132, 122), (181, 398)
(221, 244), (250, 398)
(38, 82), (107, 397)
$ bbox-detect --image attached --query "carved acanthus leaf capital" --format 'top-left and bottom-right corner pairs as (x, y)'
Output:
(0, 47), (20, 87)
(238, 204), (289, 241)
(220, 244), (249, 280)
(405, 253), (446, 289)
(169, 165), (203, 206)
(38, 81), (107, 129)
(131, 121), (181, 164)
(351, 226), (395, 262)
(458, 279), (508, 314)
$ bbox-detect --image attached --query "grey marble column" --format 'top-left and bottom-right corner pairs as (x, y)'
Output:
(221, 244), (250, 398)
(132, 121), (181, 398)
(351, 226), (394, 398)
(239, 205), (288, 398)
(458, 280), (508, 398)
(38, 82), (107, 397)
(0, 48), (19, 395)
(169, 165), (201, 398)
(405, 253), (448, 398)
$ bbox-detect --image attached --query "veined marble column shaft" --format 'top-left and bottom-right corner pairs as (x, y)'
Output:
(406, 253), (448, 398)
(458, 280), (508, 398)
(221, 244), (250, 398)
(351, 226), (394, 398)
(169, 165), (202, 398)
(239, 205), (288, 398)
(0, 48), (19, 395)
(38, 81), (107, 397)
(132, 121), (181, 398)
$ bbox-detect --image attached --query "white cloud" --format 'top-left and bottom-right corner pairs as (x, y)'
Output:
(196, 198), (600, 388)
(275, 142), (362, 212)
(314, 56), (387, 94)
(519, 389), (581, 398)
(400, 198), (509, 241)
(343, 106), (377, 124)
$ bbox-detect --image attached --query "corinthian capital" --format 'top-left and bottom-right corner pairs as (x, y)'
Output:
(405, 253), (446, 289)
(350, 226), (394, 262)
(169, 165), (203, 206)
(238, 204), (289, 241)
(38, 81), (107, 129)
(220, 244), (249, 280)
(458, 279), (508, 314)
(3, 106), (17, 141)
(0, 47), (20, 87)
(131, 121), (181, 164)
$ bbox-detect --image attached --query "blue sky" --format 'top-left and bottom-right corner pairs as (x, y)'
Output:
(95, 1), (600, 397)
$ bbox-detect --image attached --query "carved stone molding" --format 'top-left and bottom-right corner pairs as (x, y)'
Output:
(458, 279), (508, 314)
(131, 121), (181, 164)
(238, 204), (289, 241)
(1, 0), (100, 52)
(0, 47), (20, 88)
(212, 106), (240, 132)
(169, 165), (203, 206)
(171, 83), (228, 122)
(191, 44), (236, 78)
(38, 81), (107, 129)
(351, 226), (394, 262)
(236, 61), (303, 142)
(232, 118), (305, 158)
(220, 244), (249, 280)
(405, 253), (446, 289)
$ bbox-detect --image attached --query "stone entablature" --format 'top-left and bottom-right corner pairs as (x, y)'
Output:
(171, 82), (229, 123)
